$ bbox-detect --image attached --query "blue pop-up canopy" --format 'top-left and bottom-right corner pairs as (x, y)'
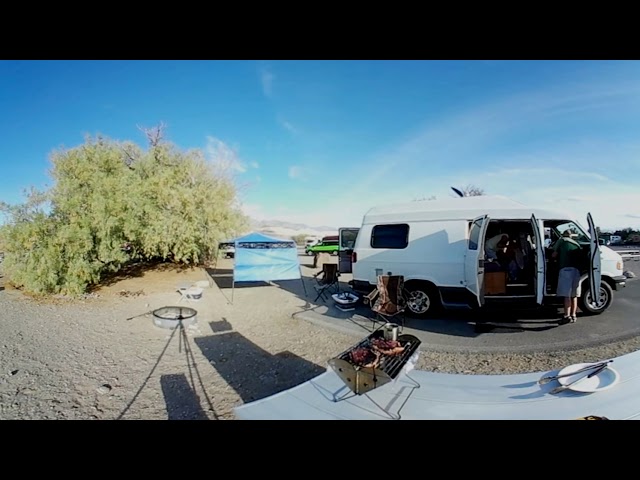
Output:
(231, 232), (306, 302)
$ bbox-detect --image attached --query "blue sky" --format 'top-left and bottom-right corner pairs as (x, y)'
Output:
(1, 60), (639, 230)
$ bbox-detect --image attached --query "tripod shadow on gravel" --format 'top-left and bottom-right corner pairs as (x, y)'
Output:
(194, 331), (325, 404)
(160, 373), (209, 420)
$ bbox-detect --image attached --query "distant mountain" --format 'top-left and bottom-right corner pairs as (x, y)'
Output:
(251, 219), (336, 232)
(247, 218), (338, 239)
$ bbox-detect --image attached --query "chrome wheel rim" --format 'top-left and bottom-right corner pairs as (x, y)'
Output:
(407, 290), (430, 314)
(586, 286), (609, 310)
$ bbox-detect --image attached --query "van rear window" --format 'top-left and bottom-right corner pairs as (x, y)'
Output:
(371, 224), (409, 249)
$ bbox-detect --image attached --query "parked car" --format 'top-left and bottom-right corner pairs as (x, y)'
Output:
(305, 237), (320, 249)
(219, 242), (235, 259)
(306, 236), (339, 256)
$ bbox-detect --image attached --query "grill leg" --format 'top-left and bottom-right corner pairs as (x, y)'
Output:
(363, 394), (401, 420)
(332, 385), (356, 402)
(402, 371), (420, 389)
(361, 370), (421, 420)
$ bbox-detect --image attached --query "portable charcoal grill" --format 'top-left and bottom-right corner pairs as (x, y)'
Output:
(328, 328), (421, 397)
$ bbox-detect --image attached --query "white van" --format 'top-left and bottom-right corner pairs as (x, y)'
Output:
(342, 195), (626, 318)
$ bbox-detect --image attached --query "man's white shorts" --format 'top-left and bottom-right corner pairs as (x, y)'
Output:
(557, 267), (580, 297)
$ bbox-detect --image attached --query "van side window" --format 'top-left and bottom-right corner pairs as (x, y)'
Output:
(371, 224), (409, 249)
(468, 219), (483, 250)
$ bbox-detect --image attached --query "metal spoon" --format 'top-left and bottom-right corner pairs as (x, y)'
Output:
(538, 360), (613, 385)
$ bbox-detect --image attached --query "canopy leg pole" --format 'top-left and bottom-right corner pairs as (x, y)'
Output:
(231, 279), (234, 305)
(212, 248), (219, 275)
(300, 267), (307, 296)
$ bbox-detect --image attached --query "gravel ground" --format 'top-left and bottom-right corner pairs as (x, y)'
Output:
(0, 256), (639, 420)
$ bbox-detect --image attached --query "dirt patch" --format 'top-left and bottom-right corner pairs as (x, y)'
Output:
(93, 263), (210, 298)
(0, 261), (211, 303)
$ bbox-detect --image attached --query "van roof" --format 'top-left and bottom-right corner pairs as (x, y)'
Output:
(362, 195), (575, 224)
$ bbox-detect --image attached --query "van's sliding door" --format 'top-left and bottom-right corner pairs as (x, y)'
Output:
(464, 215), (490, 307)
(530, 214), (545, 305)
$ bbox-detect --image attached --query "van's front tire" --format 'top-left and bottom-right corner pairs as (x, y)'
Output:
(578, 281), (613, 315)
(404, 282), (441, 318)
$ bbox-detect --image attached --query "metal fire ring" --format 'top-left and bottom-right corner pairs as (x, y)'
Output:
(152, 306), (198, 330)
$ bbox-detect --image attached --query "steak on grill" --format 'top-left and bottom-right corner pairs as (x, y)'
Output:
(371, 338), (405, 356)
(350, 347), (380, 368)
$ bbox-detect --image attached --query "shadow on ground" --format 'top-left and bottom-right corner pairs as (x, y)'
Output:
(287, 278), (566, 339)
(209, 318), (233, 333)
(194, 331), (325, 404)
(204, 255), (567, 340)
(119, 321), (219, 420)
(91, 260), (199, 290)
(160, 373), (209, 420)
(204, 267), (269, 291)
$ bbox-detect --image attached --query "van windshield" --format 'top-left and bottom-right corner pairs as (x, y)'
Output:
(550, 220), (590, 244)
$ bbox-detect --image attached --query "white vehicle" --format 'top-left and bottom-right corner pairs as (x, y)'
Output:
(219, 242), (236, 259)
(610, 235), (622, 245)
(304, 237), (320, 254)
(343, 195), (626, 318)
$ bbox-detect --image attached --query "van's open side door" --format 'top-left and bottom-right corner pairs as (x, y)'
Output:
(587, 213), (602, 307)
(338, 227), (360, 274)
(464, 215), (490, 307)
(530, 214), (545, 305)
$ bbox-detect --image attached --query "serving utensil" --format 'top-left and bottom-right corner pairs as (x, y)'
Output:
(538, 360), (613, 385)
(549, 363), (609, 394)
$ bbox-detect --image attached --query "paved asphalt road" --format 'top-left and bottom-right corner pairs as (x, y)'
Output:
(296, 249), (640, 354)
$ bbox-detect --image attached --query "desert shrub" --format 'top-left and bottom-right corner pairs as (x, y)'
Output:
(0, 128), (248, 295)
(292, 234), (310, 245)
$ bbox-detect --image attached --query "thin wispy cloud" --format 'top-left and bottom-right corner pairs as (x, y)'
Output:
(443, 166), (640, 230)
(256, 164), (640, 231)
(280, 118), (298, 134)
(260, 66), (275, 98)
(241, 202), (268, 221)
(250, 161), (259, 169)
(288, 165), (310, 181)
(205, 136), (246, 174)
(346, 79), (640, 199)
(232, 65), (640, 231)
(262, 77), (640, 230)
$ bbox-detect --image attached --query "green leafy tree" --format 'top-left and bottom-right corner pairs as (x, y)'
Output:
(0, 126), (248, 295)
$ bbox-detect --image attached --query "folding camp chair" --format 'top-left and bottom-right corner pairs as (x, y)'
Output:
(363, 275), (407, 331)
(313, 263), (340, 302)
(177, 283), (203, 304)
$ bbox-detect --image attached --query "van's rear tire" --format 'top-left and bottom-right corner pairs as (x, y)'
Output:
(578, 281), (613, 315)
(404, 282), (441, 318)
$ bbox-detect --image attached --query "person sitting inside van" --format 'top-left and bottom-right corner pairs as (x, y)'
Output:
(505, 236), (525, 282)
(485, 233), (509, 265)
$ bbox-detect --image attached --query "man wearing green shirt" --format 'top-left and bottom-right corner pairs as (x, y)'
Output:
(552, 230), (582, 323)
